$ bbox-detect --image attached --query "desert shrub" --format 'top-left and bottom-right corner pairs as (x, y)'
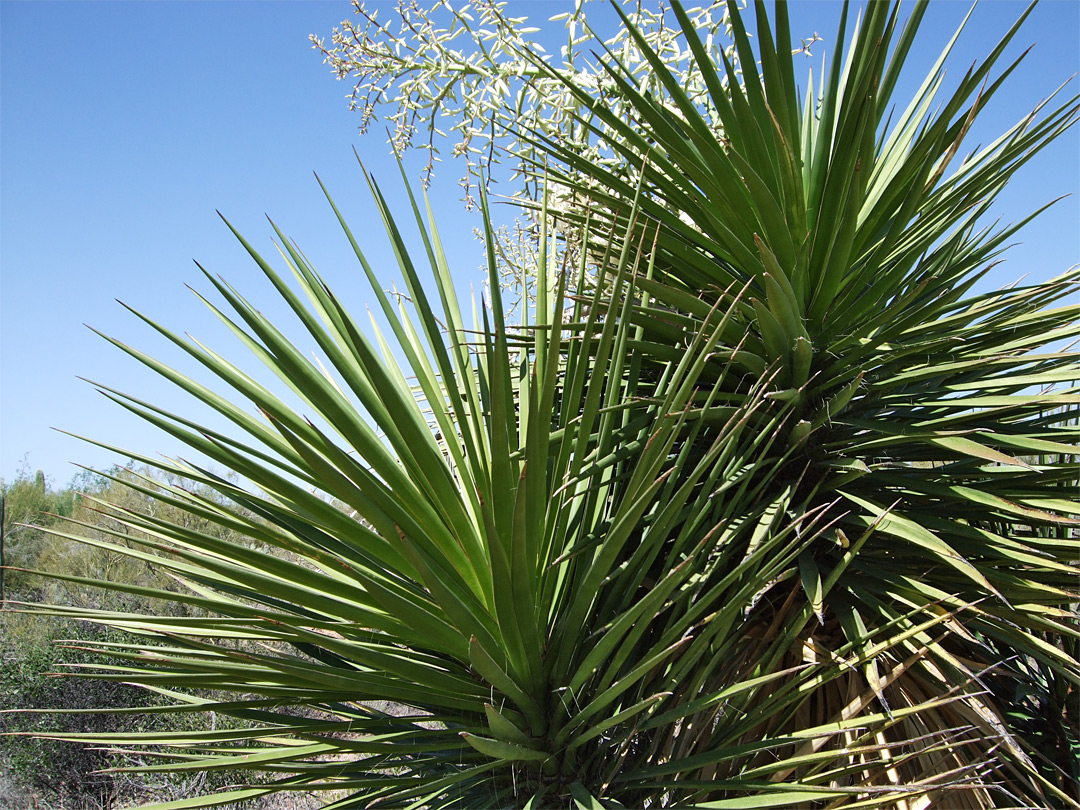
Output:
(1, 614), (158, 808)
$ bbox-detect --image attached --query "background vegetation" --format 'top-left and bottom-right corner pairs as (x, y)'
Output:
(0, 468), (326, 809)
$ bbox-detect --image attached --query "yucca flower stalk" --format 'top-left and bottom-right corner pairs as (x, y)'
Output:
(7, 1), (1078, 808)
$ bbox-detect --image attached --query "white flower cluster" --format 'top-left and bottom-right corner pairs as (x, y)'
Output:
(312, 0), (748, 206)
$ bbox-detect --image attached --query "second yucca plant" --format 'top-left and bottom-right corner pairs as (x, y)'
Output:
(16, 1), (1078, 807)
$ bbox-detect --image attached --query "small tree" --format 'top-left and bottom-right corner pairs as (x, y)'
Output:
(1, 465), (78, 595)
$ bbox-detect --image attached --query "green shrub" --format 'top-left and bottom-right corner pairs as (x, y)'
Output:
(1, 614), (154, 808)
(1, 608), (325, 809)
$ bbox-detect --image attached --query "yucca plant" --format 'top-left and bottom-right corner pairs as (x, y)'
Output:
(7, 1), (1078, 808)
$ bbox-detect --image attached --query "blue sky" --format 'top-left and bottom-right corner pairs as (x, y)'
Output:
(2, 0), (1077, 486)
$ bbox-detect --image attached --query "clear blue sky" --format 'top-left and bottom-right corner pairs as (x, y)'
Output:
(2, 0), (1077, 486)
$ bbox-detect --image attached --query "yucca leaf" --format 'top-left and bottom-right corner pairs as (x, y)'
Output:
(459, 733), (551, 763)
